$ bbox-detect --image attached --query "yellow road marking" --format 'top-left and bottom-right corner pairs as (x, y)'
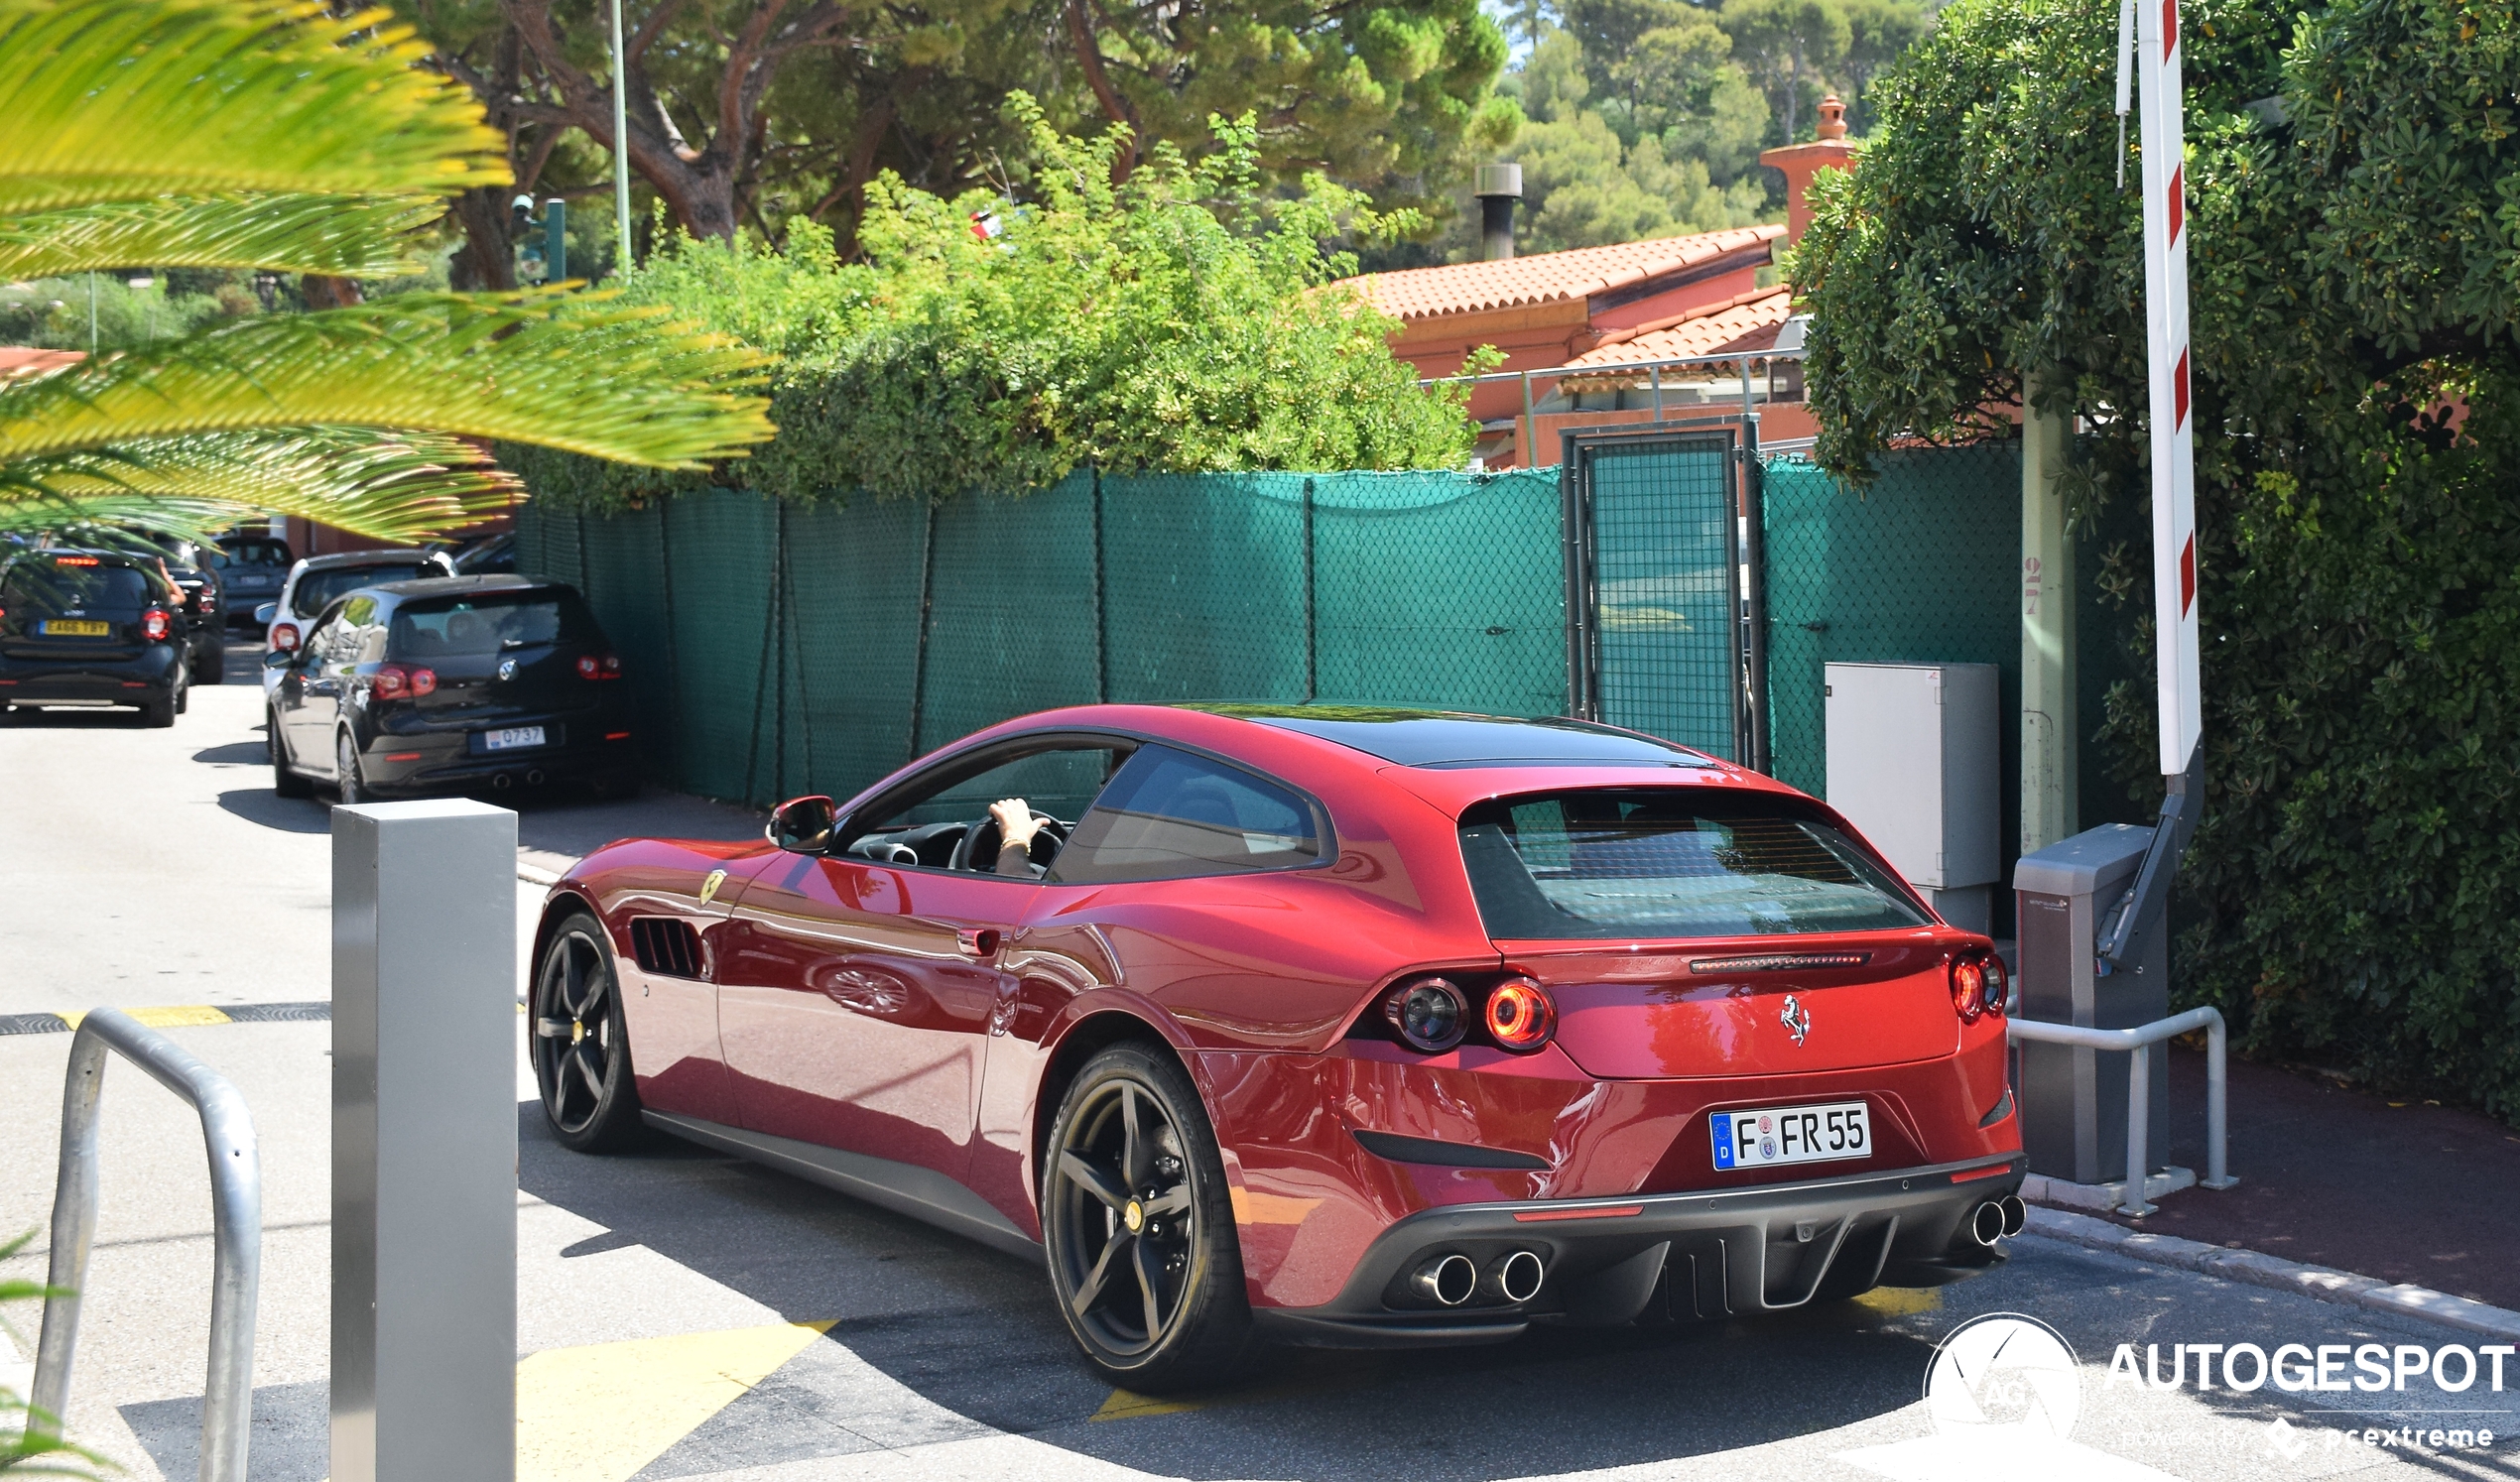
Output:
(1092, 1388), (1208, 1420)
(1853, 1286), (1943, 1316)
(515, 1319), (834, 1482)
(53, 1005), (235, 1031)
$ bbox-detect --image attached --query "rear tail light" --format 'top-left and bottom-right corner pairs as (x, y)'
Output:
(577, 653), (624, 679)
(272, 623), (300, 652)
(196, 589), (217, 613)
(53, 555), (97, 566)
(1483, 978), (1556, 1052)
(141, 607), (171, 641)
(372, 664), (438, 699)
(1982, 954), (2008, 1016)
(1384, 976), (1468, 1052)
(1950, 954), (1989, 1024)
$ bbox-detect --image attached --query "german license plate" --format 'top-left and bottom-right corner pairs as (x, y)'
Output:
(41, 619), (110, 636)
(1711, 1100), (1870, 1171)
(480, 725), (548, 752)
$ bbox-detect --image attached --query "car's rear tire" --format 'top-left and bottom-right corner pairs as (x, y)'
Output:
(270, 713), (314, 798)
(335, 729), (368, 803)
(143, 677), (180, 727)
(532, 911), (644, 1152)
(1042, 1043), (1251, 1392)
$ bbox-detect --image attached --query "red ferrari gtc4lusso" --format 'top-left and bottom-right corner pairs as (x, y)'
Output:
(531, 706), (2025, 1388)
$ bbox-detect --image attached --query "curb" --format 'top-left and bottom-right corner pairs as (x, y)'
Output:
(2025, 1206), (2520, 1343)
(518, 862), (564, 887)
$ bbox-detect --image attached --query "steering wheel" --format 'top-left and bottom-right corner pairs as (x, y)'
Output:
(950, 811), (1068, 873)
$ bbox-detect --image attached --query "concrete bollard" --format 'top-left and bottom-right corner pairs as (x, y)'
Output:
(331, 800), (518, 1482)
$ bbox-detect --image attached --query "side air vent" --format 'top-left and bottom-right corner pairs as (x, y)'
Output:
(629, 918), (704, 979)
(1688, 952), (1871, 974)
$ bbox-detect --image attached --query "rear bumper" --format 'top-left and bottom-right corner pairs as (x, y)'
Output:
(0, 647), (180, 701)
(1251, 1156), (2022, 1349)
(355, 727), (635, 795)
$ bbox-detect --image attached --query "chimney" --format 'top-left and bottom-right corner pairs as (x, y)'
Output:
(1759, 94), (1858, 247)
(1474, 163), (1522, 262)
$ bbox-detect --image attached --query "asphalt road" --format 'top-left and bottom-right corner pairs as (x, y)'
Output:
(3, 657), (2513, 1482)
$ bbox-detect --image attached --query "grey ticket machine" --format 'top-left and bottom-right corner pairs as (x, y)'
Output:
(2013, 824), (2170, 1184)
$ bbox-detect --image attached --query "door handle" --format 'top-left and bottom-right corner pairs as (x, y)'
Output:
(955, 927), (1001, 958)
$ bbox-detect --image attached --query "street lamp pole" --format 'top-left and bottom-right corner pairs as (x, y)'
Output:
(609, 0), (633, 272)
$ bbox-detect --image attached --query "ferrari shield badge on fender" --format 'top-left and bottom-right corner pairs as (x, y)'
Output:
(697, 868), (727, 908)
(1780, 994), (1812, 1047)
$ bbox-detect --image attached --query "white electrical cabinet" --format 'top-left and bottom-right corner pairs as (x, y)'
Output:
(1824, 662), (2001, 932)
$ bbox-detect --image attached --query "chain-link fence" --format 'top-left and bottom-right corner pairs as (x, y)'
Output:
(517, 467), (1566, 807)
(517, 447), (2030, 825)
(1760, 443), (2026, 929)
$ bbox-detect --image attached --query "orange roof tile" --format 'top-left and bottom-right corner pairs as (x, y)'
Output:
(1561, 288), (1796, 377)
(0, 346), (82, 381)
(1337, 226), (1786, 322)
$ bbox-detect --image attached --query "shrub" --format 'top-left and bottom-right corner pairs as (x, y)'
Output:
(513, 99), (1480, 510)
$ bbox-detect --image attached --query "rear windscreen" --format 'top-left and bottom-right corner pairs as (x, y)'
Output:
(212, 541), (291, 569)
(1458, 791), (1931, 939)
(389, 592), (592, 658)
(292, 562), (429, 616)
(3, 561), (153, 614)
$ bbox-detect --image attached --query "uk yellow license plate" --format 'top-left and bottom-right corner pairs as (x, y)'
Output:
(41, 619), (110, 636)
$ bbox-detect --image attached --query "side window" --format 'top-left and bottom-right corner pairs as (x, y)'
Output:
(841, 740), (1132, 871)
(1050, 745), (1325, 884)
(309, 605), (355, 669)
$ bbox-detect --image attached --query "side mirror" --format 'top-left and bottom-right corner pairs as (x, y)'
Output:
(261, 648), (298, 671)
(768, 796), (838, 853)
(253, 602), (277, 625)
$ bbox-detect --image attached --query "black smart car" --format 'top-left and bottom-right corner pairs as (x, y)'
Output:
(266, 574), (638, 802)
(0, 549), (191, 724)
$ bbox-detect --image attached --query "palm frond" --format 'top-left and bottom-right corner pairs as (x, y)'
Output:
(0, 292), (776, 470)
(0, 193), (442, 279)
(1, 428), (519, 540)
(0, 0), (505, 216)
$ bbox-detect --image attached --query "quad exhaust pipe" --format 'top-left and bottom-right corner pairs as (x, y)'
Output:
(1967, 1195), (2028, 1247)
(1411, 1253), (1476, 1306)
(1483, 1249), (1546, 1303)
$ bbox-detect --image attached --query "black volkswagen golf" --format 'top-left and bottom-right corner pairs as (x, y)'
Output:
(0, 549), (190, 724)
(266, 574), (639, 801)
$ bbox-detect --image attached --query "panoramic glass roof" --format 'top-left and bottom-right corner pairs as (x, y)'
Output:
(1191, 705), (1716, 770)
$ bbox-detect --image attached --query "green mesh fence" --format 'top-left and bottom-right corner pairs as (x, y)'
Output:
(513, 449), (2027, 826)
(515, 466), (1571, 809)
(1759, 443), (2025, 923)
(1100, 472), (1313, 704)
(1582, 435), (1739, 758)
(1313, 470), (1567, 713)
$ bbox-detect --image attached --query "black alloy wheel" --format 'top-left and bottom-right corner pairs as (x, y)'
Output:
(270, 713), (313, 798)
(334, 729), (368, 804)
(1042, 1044), (1249, 1390)
(533, 912), (642, 1151)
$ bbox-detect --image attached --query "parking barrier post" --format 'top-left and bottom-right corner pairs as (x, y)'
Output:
(31, 1008), (261, 1482)
(331, 801), (518, 1482)
(2006, 1005), (2237, 1216)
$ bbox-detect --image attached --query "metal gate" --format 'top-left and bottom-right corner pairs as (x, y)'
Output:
(1563, 420), (1769, 770)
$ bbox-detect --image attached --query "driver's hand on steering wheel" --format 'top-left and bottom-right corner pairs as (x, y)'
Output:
(989, 798), (1042, 850)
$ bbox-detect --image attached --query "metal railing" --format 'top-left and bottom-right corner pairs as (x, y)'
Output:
(2005, 1005), (2238, 1217)
(31, 1007), (262, 1482)
(1418, 346), (1809, 468)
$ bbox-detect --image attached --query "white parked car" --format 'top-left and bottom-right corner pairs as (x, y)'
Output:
(256, 550), (454, 695)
